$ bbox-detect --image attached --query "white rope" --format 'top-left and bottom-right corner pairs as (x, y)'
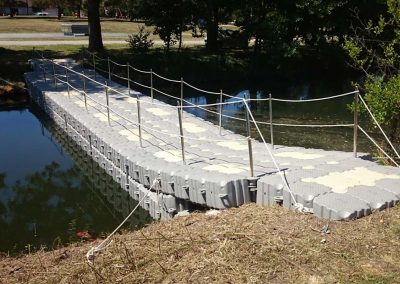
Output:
(54, 74), (248, 142)
(152, 71), (181, 83)
(358, 126), (399, 167)
(242, 99), (304, 212)
(358, 94), (400, 159)
(110, 59), (128, 67)
(38, 58), (357, 131)
(86, 179), (158, 264)
(270, 91), (358, 102)
(132, 66), (152, 74)
(183, 81), (221, 95)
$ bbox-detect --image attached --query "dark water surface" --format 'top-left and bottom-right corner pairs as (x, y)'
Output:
(0, 107), (151, 254)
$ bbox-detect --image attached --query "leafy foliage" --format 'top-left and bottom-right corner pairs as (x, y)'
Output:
(126, 25), (154, 52)
(344, 0), (400, 153)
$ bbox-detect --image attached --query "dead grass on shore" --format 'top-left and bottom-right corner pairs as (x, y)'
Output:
(1, 204), (400, 283)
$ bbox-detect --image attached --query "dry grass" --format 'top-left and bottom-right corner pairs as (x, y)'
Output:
(1, 204), (400, 283)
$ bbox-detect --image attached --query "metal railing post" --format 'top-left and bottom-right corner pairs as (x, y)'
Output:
(219, 89), (223, 135)
(65, 68), (70, 100)
(177, 101), (186, 165)
(269, 93), (274, 148)
(107, 57), (111, 82)
(105, 81), (111, 125)
(42, 66), (46, 82)
(136, 94), (143, 147)
(52, 61), (57, 89)
(353, 89), (359, 158)
(150, 69), (154, 102)
(245, 102), (255, 177)
(180, 77), (184, 116)
(82, 71), (87, 111)
(127, 62), (130, 96)
(93, 53), (97, 81)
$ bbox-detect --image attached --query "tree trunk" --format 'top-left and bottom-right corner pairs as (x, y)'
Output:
(88, 0), (104, 52)
(77, 2), (81, 18)
(57, 5), (62, 20)
(205, 4), (219, 51)
(178, 22), (183, 51)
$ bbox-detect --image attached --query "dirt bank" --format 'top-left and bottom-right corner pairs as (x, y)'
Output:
(1, 204), (399, 283)
(0, 83), (29, 107)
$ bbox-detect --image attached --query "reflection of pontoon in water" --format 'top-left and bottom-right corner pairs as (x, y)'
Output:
(39, 114), (153, 225)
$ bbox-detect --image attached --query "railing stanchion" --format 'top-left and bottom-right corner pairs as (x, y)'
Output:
(219, 89), (223, 135)
(127, 62), (130, 96)
(137, 94), (143, 147)
(65, 68), (70, 100)
(93, 53), (97, 81)
(269, 93), (274, 149)
(177, 101), (186, 165)
(245, 102), (254, 177)
(107, 57), (111, 82)
(82, 71), (87, 111)
(52, 61), (57, 89)
(180, 77), (184, 116)
(105, 81), (111, 125)
(353, 89), (359, 158)
(42, 65), (46, 82)
(150, 69), (154, 102)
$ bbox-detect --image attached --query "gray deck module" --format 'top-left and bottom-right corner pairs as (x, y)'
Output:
(25, 58), (400, 220)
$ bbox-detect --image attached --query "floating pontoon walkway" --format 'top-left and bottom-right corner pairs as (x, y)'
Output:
(24, 57), (400, 221)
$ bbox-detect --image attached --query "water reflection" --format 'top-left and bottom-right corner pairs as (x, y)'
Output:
(0, 107), (151, 254)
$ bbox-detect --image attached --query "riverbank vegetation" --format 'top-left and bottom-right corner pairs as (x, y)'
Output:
(1, 204), (400, 283)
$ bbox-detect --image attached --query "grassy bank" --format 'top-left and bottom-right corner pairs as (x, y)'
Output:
(1, 204), (399, 283)
(0, 17), (198, 41)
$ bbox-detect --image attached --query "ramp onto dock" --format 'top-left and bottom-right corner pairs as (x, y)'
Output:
(25, 57), (400, 220)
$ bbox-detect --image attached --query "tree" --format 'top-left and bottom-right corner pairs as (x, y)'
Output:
(132, 0), (191, 53)
(344, 0), (400, 157)
(87, 0), (104, 52)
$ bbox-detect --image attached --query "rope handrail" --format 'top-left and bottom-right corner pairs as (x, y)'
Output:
(36, 55), (360, 132)
(358, 126), (399, 167)
(267, 91), (358, 103)
(110, 59), (128, 68)
(153, 71), (182, 83)
(131, 65), (152, 74)
(242, 99), (307, 213)
(86, 179), (158, 264)
(53, 72), (249, 143)
(82, 50), (359, 104)
(183, 80), (221, 95)
(358, 94), (400, 159)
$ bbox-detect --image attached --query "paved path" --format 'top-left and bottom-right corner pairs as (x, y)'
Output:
(25, 58), (400, 220)
(0, 32), (130, 38)
(0, 38), (204, 46)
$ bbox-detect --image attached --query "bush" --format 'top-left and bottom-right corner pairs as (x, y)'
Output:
(127, 26), (154, 53)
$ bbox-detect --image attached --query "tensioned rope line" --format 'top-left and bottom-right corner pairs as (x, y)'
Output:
(358, 94), (400, 159)
(86, 179), (159, 264)
(53, 72), (248, 143)
(36, 54), (360, 132)
(83, 52), (358, 108)
(55, 57), (356, 128)
(242, 99), (308, 213)
(358, 126), (399, 167)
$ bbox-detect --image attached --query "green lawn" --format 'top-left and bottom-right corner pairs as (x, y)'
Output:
(0, 17), (201, 41)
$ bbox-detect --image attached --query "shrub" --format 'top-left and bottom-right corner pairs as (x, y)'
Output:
(127, 26), (154, 53)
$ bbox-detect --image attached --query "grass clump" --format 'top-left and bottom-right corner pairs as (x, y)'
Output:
(1, 204), (400, 283)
